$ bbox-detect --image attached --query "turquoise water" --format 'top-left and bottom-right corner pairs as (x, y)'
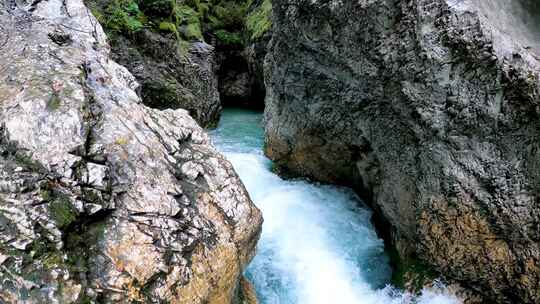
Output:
(211, 108), (460, 304)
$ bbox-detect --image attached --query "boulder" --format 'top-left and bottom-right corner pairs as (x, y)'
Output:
(0, 1), (262, 303)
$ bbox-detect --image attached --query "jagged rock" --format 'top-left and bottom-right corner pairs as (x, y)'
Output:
(244, 0), (273, 109)
(119, 33), (221, 128)
(264, 0), (539, 302)
(0, 1), (262, 303)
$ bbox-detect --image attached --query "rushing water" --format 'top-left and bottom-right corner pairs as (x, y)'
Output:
(211, 108), (461, 304)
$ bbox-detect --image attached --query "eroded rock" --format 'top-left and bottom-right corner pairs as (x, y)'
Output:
(0, 1), (262, 303)
(264, 0), (540, 302)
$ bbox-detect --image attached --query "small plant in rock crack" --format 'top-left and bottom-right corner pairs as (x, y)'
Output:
(47, 80), (63, 110)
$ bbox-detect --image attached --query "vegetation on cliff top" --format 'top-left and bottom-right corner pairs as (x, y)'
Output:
(89, 0), (271, 51)
(246, 0), (271, 40)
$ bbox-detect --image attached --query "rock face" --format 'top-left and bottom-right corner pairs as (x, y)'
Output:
(113, 34), (222, 128)
(215, 35), (270, 109)
(264, 0), (540, 302)
(243, 31), (272, 109)
(0, 1), (262, 303)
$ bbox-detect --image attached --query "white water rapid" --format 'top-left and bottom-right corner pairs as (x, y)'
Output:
(211, 108), (461, 304)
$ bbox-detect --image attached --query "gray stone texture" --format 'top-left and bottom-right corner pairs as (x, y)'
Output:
(264, 0), (540, 302)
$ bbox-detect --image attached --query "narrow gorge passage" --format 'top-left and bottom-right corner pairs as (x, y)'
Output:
(211, 108), (460, 304)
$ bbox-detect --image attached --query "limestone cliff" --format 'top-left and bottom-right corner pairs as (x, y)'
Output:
(264, 0), (540, 302)
(0, 1), (262, 303)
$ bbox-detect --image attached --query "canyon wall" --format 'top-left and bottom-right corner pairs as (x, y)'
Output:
(0, 1), (261, 303)
(264, 0), (540, 302)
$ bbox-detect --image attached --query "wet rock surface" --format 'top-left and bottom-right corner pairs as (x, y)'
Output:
(243, 31), (271, 109)
(264, 0), (540, 302)
(0, 1), (262, 303)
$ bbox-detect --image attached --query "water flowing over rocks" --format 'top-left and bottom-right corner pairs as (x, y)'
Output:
(0, 1), (262, 303)
(264, 0), (540, 302)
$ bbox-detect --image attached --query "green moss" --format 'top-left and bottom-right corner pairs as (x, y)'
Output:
(174, 4), (199, 24)
(92, 0), (271, 57)
(103, 0), (145, 34)
(208, 1), (247, 31)
(214, 29), (243, 46)
(79, 295), (93, 304)
(174, 5), (203, 40)
(47, 93), (61, 111)
(197, 2), (210, 18)
(42, 252), (64, 270)
(48, 194), (77, 229)
(182, 22), (203, 40)
(246, 0), (271, 40)
(159, 21), (177, 33)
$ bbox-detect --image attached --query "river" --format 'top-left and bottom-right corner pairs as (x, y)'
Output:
(211, 108), (460, 304)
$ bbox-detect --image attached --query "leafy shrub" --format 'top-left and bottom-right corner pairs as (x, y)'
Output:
(138, 0), (174, 17)
(246, 0), (271, 40)
(104, 0), (145, 33)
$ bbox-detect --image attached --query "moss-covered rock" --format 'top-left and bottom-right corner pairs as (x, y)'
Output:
(214, 29), (243, 46)
(48, 193), (78, 229)
(98, 0), (146, 34)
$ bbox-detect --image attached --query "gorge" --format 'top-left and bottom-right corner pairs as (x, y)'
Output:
(0, 0), (539, 303)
